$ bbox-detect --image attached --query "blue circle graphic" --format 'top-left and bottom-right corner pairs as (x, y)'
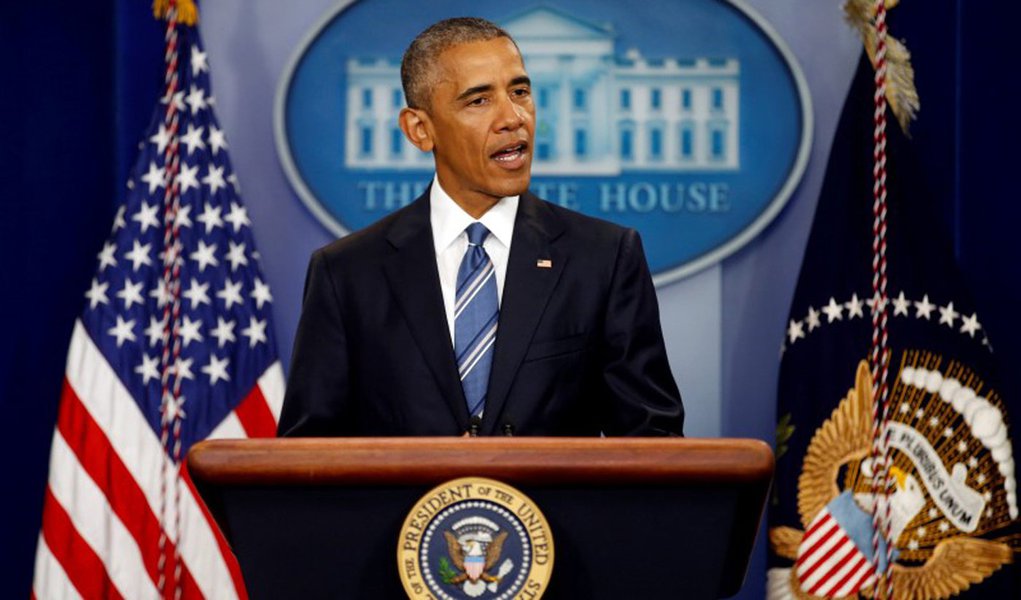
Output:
(276, 0), (811, 283)
(420, 500), (531, 600)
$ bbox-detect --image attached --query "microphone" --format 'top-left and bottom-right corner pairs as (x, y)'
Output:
(468, 416), (482, 437)
(502, 423), (515, 437)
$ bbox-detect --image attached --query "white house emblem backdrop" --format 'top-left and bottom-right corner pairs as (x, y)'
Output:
(275, 0), (812, 284)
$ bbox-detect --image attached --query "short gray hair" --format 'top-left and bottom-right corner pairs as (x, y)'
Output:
(400, 17), (516, 110)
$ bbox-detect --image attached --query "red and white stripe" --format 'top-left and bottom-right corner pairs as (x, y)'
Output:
(33, 321), (284, 599)
(795, 510), (877, 598)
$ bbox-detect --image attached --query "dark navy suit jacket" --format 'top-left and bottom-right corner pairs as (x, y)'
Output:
(277, 189), (683, 436)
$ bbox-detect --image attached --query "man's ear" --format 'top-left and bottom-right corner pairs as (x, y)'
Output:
(399, 107), (434, 152)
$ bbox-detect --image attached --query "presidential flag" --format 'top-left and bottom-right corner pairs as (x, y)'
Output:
(32, 5), (284, 598)
(765, 41), (1020, 600)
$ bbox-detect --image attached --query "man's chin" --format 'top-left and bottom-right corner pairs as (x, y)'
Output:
(485, 170), (531, 199)
(488, 182), (530, 200)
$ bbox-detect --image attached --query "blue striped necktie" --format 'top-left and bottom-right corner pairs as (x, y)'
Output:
(455, 223), (499, 418)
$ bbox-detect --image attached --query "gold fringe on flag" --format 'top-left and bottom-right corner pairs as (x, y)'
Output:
(844, 0), (920, 134)
(153, 0), (199, 26)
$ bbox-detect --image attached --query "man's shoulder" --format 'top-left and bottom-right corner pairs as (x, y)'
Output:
(313, 200), (419, 266)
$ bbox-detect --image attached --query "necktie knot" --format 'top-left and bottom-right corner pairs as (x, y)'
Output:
(465, 222), (490, 247)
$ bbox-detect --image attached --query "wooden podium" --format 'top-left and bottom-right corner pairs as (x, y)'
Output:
(188, 438), (773, 599)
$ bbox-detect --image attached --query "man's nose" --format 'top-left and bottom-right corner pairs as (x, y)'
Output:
(494, 94), (526, 132)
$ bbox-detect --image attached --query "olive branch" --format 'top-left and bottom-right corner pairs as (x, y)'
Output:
(438, 556), (459, 584)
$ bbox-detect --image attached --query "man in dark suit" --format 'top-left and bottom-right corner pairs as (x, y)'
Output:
(278, 17), (683, 437)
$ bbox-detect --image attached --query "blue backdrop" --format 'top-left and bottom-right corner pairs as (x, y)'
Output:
(1, 1), (1018, 598)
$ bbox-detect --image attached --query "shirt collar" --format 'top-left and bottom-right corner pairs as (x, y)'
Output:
(430, 175), (518, 254)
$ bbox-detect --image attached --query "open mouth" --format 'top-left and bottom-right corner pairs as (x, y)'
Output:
(490, 142), (529, 166)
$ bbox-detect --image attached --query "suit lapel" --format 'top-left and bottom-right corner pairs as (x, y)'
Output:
(382, 192), (469, 431)
(481, 192), (566, 434)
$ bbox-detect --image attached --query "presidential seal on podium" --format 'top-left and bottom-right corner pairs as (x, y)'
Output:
(398, 477), (554, 599)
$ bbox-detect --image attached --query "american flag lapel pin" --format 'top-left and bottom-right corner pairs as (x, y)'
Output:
(536, 259), (552, 268)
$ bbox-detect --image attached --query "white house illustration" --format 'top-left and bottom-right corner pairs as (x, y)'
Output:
(344, 6), (740, 174)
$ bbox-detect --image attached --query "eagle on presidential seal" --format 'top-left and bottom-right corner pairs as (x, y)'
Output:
(769, 354), (1019, 600)
(440, 516), (515, 598)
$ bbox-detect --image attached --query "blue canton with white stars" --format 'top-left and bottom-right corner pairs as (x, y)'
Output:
(80, 27), (278, 455)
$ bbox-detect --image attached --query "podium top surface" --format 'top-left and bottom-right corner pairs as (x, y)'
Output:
(188, 437), (773, 486)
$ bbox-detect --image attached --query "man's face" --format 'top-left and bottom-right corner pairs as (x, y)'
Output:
(418, 37), (535, 208)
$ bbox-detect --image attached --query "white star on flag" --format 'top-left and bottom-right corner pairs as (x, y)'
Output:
(177, 162), (200, 194)
(822, 297), (844, 322)
(226, 240), (248, 270)
(217, 279), (244, 309)
(144, 315), (166, 347)
(161, 89), (185, 111)
(84, 278), (109, 309)
(960, 313), (981, 337)
(149, 278), (172, 308)
(107, 316), (137, 347)
(190, 45), (208, 75)
(161, 393), (187, 422)
(172, 357), (196, 381)
(111, 205), (127, 231)
(135, 354), (160, 384)
(844, 293), (864, 319)
(866, 293), (888, 315)
(210, 317), (237, 348)
(190, 240), (219, 272)
(208, 124), (228, 155)
(251, 278), (273, 309)
(939, 301), (959, 327)
(185, 84), (207, 114)
(124, 240), (153, 271)
(787, 319), (805, 343)
(225, 201), (250, 231)
(97, 242), (118, 271)
(178, 315), (204, 348)
(202, 164), (227, 195)
(180, 124), (206, 155)
(805, 306), (821, 332)
(182, 278), (211, 309)
(149, 123), (172, 154)
(241, 316), (268, 348)
(202, 354), (231, 385)
(132, 201), (161, 233)
(116, 278), (145, 310)
(158, 240), (183, 269)
(140, 161), (166, 195)
(196, 202), (224, 233)
(892, 291), (910, 316)
(914, 294), (935, 319)
(174, 204), (193, 230)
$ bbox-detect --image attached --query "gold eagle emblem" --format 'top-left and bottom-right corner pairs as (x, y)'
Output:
(770, 355), (1017, 600)
(443, 530), (509, 584)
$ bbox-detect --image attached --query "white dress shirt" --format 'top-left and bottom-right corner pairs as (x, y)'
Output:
(430, 175), (518, 344)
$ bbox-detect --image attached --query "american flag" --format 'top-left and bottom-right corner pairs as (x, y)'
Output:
(32, 11), (283, 600)
(793, 494), (880, 598)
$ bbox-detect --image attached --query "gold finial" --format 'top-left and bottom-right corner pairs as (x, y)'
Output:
(153, 0), (199, 26)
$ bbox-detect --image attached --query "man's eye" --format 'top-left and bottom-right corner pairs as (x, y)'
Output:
(467, 97), (487, 106)
(513, 88), (531, 97)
